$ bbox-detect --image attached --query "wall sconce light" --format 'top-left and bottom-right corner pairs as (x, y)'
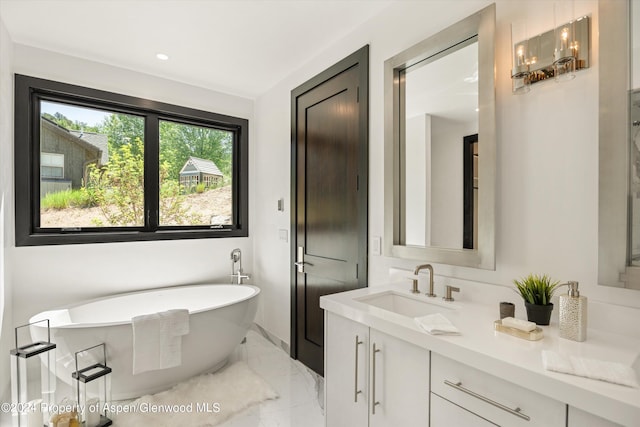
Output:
(511, 20), (531, 94)
(510, 7), (590, 93)
(554, 1), (577, 81)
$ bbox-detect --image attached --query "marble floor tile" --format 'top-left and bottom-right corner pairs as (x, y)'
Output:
(0, 330), (325, 427)
(218, 330), (324, 427)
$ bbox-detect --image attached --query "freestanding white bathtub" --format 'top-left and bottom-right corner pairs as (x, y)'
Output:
(29, 284), (260, 400)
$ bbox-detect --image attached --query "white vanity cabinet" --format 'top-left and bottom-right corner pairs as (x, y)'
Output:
(324, 312), (429, 427)
(430, 353), (566, 427)
(567, 407), (623, 427)
(430, 393), (496, 426)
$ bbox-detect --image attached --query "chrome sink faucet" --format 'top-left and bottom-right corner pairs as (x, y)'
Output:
(230, 248), (250, 285)
(412, 264), (436, 297)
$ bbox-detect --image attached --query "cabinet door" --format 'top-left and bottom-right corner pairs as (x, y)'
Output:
(369, 328), (429, 427)
(567, 407), (622, 427)
(325, 312), (369, 427)
(431, 393), (497, 427)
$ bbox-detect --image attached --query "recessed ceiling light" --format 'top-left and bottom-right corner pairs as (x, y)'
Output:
(156, 53), (169, 61)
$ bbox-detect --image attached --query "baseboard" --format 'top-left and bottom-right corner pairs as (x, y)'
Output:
(251, 323), (290, 355)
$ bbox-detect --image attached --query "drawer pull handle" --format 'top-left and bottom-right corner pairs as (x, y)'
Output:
(371, 343), (381, 415)
(354, 336), (363, 402)
(444, 380), (531, 421)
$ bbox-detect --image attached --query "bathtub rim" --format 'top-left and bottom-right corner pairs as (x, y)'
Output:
(29, 283), (260, 329)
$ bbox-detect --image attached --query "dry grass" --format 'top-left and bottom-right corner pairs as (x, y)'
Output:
(40, 185), (232, 228)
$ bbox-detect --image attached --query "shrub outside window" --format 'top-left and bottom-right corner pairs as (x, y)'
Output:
(15, 74), (249, 246)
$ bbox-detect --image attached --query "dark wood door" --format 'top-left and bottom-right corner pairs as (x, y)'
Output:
(291, 47), (368, 376)
(463, 133), (478, 250)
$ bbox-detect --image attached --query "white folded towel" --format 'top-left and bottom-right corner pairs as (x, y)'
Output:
(163, 309), (190, 336)
(414, 313), (460, 335)
(132, 309), (190, 375)
(541, 350), (639, 388)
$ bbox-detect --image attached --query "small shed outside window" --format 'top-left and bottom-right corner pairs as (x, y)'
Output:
(179, 156), (224, 190)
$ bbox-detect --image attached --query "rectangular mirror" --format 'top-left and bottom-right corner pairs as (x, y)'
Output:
(402, 39), (478, 250)
(599, 0), (640, 290)
(384, 3), (495, 269)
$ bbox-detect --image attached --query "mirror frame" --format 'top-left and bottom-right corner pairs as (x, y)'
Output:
(598, 0), (640, 289)
(383, 3), (496, 269)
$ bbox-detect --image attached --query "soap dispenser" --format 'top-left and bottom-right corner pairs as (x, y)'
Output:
(559, 281), (587, 342)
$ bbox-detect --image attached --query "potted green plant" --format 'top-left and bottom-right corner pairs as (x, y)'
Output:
(513, 273), (560, 325)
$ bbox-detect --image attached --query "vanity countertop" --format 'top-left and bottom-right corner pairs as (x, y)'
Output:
(320, 283), (640, 426)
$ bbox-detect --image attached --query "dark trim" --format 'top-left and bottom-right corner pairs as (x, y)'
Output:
(463, 133), (478, 250)
(146, 113), (160, 231)
(289, 45), (369, 358)
(14, 74), (249, 246)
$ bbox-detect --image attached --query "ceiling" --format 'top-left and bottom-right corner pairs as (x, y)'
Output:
(0, 0), (393, 98)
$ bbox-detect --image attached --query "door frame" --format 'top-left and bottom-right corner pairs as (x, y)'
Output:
(290, 46), (369, 360)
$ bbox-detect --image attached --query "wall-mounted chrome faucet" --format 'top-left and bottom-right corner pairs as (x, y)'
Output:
(230, 248), (250, 285)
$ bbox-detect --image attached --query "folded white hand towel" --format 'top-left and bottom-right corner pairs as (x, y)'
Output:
(163, 309), (190, 336)
(159, 309), (190, 370)
(414, 313), (460, 335)
(132, 312), (162, 375)
(132, 309), (190, 375)
(542, 350), (639, 388)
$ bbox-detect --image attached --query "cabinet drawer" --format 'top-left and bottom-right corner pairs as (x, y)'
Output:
(431, 353), (565, 427)
(567, 407), (622, 427)
(431, 393), (497, 427)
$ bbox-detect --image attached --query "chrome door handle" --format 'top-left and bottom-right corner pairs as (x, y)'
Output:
(444, 380), (530, 421)
(371, 342), (381, 414)
(295, 246), (308, 273)
(293, 261), (312, 273)
(354, 336), (363, 402)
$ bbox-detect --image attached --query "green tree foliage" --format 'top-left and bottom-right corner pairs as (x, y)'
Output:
(159, 121), (233, 182)
(42, 112), (100, 133)
(88, 137), (145, 226)
(88, 137), (202, 226)
(100, 113), (145, 157)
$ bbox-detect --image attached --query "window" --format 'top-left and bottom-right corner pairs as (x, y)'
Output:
(15, 74), (248, 246)
(40, 152), (64, 179)
(159, 120), (232, 227)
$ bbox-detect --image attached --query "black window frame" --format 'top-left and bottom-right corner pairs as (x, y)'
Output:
(15, 74), (249, 246)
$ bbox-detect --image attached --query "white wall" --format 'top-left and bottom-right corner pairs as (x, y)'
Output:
(251, 86), (292, 340)
(253, 0), (640, 345)
(430, 116), (476, 249)
(0, 14), (14, 402)
(8, 45), (255, 327)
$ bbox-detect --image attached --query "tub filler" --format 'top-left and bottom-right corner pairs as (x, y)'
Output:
(29, 284), (260, 400)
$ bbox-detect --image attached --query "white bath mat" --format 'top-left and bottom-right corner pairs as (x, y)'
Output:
(111, 361), (278, 426)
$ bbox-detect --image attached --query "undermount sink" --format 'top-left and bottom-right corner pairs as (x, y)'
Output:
(356, 290), (455, 318)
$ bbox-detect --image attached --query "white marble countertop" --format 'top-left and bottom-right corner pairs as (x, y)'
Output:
(320, 283), (640, 426)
